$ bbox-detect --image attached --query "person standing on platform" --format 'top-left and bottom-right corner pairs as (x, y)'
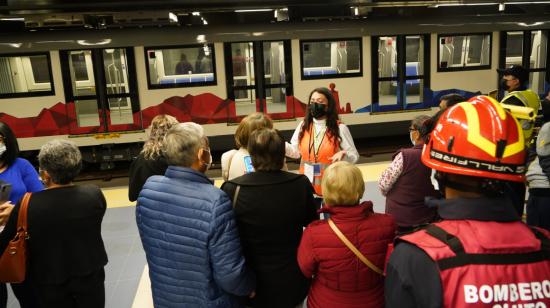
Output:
(379, 115), (439, 234)
(385, 96), (550, 308)
(438, 93), (465, 110)
(221, 128), (317, 308)
(128, 114), (178, 202)
(298, 161), (395, 308)
(499, 65), (541, 143)
(526, 122), (550, 231)
(221, 112), (273, 181)
(137, 122), (255, 308)
(0, 139), (107, 308)
(0, 121), (43, 308)
(286, 87), (359, 197)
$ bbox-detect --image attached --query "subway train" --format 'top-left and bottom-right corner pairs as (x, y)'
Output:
(0, 8), (548, 167)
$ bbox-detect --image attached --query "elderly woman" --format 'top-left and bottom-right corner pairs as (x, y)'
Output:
(0, 139), (108, 308)
(221, 112), (273, 181)
(378, 115), (439, 233)
(137, 122), (254, 308)
(128, 114), (178, 201)
(221, 128), (317, 308)
(298, 161), (395, 308)
(0, 121), (43, 308)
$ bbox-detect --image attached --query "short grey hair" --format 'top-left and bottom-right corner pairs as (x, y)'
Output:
(38, 139), (82, 184)
(163, 122), (205, 167)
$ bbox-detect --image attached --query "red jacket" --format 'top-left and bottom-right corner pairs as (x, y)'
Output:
(400, 220), (550, 308)
(297, 202), (396, 308)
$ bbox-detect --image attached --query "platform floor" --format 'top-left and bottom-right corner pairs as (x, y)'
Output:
(6, 160), (392, 308)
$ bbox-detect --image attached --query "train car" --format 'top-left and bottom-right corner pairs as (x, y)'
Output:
(0, 3), (549, 167)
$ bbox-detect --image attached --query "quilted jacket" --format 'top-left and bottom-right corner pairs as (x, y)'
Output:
(136, 166), (255, 308)
(297, 202), (395, 308)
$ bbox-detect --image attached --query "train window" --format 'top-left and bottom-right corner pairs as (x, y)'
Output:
(144, 44), (216, 89)
(300, 38), (362, 79)
(438, 33), (491, 71)
(0, 53), (54, 97)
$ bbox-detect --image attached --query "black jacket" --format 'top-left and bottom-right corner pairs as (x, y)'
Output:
(0, 185), (108, 284)
(385, 197), (520, 308)
(128, 153), (168, 201)
(221, 170), (318, 308)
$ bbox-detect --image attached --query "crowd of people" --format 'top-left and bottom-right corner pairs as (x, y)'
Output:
(0, 65), (549, 308)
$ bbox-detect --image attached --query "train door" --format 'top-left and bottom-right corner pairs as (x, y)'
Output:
(372, 35), (430, 112)
(60, 47), (141, 134)
(224, 40), (293, 119)
(499, 30), (549, 98)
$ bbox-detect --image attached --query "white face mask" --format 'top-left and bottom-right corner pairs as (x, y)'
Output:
(0, 144), (6, 156)
(410, 131), (416, 146)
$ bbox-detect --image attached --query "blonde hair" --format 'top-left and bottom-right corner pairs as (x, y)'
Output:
(142, 115), (179, 159)
(234, 112), (273, 149)
(322, 161), (365, 206)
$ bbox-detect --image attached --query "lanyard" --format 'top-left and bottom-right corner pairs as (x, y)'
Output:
(308, 124), (326, 163)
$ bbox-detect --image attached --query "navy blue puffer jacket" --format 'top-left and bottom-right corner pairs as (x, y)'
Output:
(136, 166), (255, 308)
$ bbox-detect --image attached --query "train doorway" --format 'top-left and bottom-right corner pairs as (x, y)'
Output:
(372, 35), (430, 112)
(224, 40), (293, 119)
(60, 47), (141, 134)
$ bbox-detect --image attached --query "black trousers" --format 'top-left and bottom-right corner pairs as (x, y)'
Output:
(34, 268), (105, 308)
(0, 283), (6, 308)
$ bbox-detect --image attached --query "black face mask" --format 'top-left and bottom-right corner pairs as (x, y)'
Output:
(500, 79), (510, 91)
(309, 103), (327, 118)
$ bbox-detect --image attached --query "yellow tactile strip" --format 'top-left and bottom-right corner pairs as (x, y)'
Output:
(101, 161), (392, 209)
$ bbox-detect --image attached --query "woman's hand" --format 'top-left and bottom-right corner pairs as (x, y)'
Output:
(330, 150), (346, 162)
(0, 201), (14, 226)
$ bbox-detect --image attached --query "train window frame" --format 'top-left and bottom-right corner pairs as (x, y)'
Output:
(0, 52), (55, 99)
(144, 44), (217, 89)
(299, 38), (363, 80)
(437, 32), (492, 72)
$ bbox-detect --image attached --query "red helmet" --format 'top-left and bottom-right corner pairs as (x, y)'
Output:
(422, 95), (526, 182)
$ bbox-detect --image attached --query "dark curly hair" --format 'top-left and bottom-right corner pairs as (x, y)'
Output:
(0, 121), (20, 167)
(298, 87), (341, 147)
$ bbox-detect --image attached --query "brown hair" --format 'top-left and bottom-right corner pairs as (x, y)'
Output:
(235, 112), (273, 149)
(248, 128), (285, 171)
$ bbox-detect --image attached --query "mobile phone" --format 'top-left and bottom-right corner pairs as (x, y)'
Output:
(0, 182), (12, 202)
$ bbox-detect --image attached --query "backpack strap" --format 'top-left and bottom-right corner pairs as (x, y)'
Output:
(424, 224), (550, 271)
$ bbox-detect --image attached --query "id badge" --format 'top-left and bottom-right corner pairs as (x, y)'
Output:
(313, 163), (321, 176)
(304, 163), (314, 183)
(243, 156), (255, 173)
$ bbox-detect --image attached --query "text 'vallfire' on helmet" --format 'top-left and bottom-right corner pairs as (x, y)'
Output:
(421, 95), (526, 183)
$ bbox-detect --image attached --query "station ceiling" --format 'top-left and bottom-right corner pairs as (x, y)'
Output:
(1, 0), (550, 30)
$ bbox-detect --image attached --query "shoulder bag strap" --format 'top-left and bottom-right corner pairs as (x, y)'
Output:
(327, 218), (384, 276)
(232, 185), (240, 209)
(17, 193), (31, 235)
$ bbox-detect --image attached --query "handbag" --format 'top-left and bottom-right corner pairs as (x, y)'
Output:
(0, 192), (31, 283)
(327, 218), (384, 276)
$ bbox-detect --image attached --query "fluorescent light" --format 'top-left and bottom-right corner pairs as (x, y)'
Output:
(518, 21), (544, 27)
(77, 39), (112, 46)
(192, 12), (200, 16)
(499, 3), (505, 11)
(196, 35), (206, 43)
(168, 12), (178, 23)
(0, 18), (24, 21)
(235, 9), (273, 13)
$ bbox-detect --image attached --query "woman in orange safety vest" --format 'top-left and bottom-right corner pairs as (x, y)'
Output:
(286, 87), (359, 196)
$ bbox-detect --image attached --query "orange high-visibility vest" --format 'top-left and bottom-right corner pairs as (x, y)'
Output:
(298, 123), (340, 195)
